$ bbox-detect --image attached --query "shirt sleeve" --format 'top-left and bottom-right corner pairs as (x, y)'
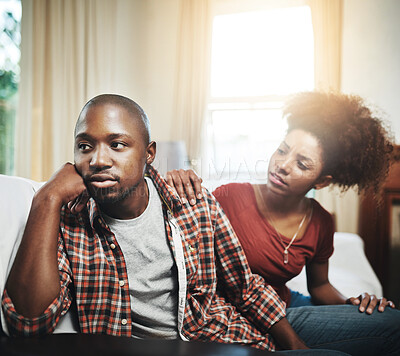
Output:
(1, 233), (73, 336)
(311, 205), (335, 263)
(209, 192), (286, 334)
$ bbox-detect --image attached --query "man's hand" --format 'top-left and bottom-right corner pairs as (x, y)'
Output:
(346, 293), (395, 314)
(269, 317), (309, 350)
(165, 169), (203, 205)
(39, 162), (89, 212)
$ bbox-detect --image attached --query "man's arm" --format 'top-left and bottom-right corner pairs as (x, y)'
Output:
(5, 163), (87, 318)
(210, 193), (308, 350)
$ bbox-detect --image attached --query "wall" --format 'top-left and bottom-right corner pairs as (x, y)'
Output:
(140, 0), (179, 142)
(341, 0), (400, 143)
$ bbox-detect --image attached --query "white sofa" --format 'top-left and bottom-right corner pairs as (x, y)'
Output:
(0, 174), (383, 335)
(0, 175), (78, 335)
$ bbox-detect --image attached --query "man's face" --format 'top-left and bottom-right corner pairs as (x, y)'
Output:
(74, 103), (154, 205)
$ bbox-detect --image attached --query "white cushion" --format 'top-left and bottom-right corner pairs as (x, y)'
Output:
(286, 232), (383, 299)
(0, 175), (78, 334)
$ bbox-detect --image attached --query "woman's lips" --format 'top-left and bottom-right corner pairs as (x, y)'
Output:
(269, 172), (287, 186)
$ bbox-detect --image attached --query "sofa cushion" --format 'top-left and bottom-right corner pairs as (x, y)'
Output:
(0, 175), (78, 335)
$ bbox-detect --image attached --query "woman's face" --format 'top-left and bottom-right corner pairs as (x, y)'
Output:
(267, 129), (328, 197)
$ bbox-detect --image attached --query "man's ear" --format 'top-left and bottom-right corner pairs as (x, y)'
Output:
(314, 175), (332, 190)
(146, 141), (156, 165)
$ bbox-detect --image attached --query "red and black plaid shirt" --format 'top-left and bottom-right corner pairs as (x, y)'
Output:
(2, 166), (285, 350)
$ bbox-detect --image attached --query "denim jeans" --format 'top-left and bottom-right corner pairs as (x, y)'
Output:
(279, 305), (400, 356)
(289, 290), (314, 308)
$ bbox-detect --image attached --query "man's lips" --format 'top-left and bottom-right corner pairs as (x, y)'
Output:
(269, 172), (287, 186)
(88, 174), (118, 189)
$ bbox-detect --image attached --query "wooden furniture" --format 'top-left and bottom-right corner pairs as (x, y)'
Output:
(359, 145), (400, 299)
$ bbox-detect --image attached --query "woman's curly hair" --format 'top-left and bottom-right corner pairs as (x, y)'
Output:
(283, 91), (394, 195)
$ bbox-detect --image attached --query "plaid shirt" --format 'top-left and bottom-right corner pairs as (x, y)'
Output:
(2, 166), (285, 350)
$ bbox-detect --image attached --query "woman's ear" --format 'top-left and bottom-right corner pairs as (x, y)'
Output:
(146, 141), (156, 165)
(314, 175), (333, 190)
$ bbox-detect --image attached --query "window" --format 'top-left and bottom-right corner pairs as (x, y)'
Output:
(0, 0), (21, 175)
(204, 5), (314, 190)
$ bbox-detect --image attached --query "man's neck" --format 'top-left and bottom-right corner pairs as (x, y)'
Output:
(99, 179), (150, 220)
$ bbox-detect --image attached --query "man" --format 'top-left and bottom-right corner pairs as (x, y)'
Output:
(2, 94), (313, 352)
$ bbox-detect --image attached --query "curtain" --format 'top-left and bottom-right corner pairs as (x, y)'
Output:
(172, 0), (212, 170)
(307, 0), (358, 233)
(16, 0), (119, 181)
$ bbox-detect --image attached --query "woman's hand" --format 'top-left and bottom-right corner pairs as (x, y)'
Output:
(165, 169), (203, 205)
(346, 293), (396, 314)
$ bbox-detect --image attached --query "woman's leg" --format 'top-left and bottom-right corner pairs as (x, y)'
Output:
(286, 305), (400, 356)
(288, 290), (315, 308)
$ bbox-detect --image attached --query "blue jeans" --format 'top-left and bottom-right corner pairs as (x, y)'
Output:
(289, 290), (314, 308)
(276, 305), (400, 355)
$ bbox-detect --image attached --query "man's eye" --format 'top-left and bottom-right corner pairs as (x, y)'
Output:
(111, 142), (125, 149)
(277, 148), (286, 155)
(78, 143), (91, 151)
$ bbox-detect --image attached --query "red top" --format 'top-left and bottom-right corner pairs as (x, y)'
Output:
(213, 183), (334, 306)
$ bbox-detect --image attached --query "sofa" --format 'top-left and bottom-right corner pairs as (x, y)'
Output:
(0, 174), (383, 335)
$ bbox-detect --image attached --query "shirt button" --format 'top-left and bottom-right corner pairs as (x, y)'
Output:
(121, 319), (127, 325)
(110, 243), (116, 250)
(119, 280), (125, 287)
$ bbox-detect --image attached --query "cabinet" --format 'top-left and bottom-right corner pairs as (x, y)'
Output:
(359, 145), (400, 302)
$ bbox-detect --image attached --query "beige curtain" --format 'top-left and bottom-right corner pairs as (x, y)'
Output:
(16, 0), (119, 181)
(307, 0), (358, 233)
(172, 0), (212, 169)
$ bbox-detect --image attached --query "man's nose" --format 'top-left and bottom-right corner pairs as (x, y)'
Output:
(89, 147), (112, 169)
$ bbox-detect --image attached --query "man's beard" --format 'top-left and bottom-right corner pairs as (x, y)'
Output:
(86, 180), (144, 205)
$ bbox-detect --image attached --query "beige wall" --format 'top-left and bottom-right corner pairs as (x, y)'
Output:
(341, 0), (400, 143)
(102, 0), (179, 142)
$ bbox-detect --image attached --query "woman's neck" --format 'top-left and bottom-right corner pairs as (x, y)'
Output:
(258, 184), (308, 217)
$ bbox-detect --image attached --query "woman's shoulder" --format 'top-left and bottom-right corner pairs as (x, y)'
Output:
(309, 198), (335, 230)
(213, 182), (252, 196)
(213, 182), (255, 209)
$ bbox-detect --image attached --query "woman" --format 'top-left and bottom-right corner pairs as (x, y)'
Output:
(166, 91), (395, 312)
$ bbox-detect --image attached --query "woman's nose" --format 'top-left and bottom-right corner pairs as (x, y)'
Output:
(276, 157), (291, 174)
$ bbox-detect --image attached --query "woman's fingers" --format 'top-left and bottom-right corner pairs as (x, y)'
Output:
(347, 293), (395, 313)
(378, 298), (396, 312)
(165, 169), (203, 205)
(165, 170), (188, 203)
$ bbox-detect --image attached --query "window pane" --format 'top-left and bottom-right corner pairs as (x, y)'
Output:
(207, 108), (287, 182)
(211, 6), (314, 97)
(0, 0), (21, 175)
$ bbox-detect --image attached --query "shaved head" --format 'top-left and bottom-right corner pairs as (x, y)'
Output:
(76, 94), (151, 145)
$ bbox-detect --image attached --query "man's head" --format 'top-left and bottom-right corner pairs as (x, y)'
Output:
(74, 94), (156, 209)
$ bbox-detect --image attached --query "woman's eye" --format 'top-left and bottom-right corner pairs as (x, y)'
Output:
(277, 148), (286, 155)
(297, 161), (308, 170)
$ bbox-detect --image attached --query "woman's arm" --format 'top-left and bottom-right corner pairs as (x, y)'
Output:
(306, 260), (346, 305)
(306, 260), (395, 313)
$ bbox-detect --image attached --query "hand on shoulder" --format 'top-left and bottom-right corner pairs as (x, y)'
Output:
(165, 169), (203, 205)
